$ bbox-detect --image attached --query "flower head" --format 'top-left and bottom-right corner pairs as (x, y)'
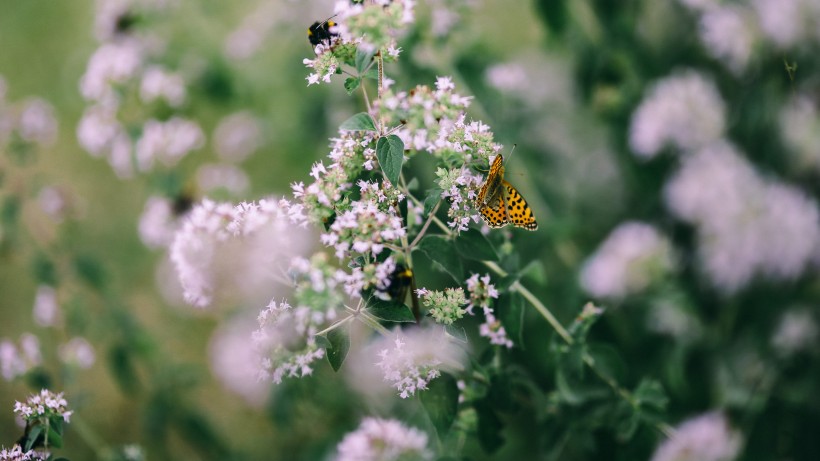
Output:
(375, 326), (465, 398)
(650, 412), (741, 461)
(334, 417), (431, 461)
(14, 389), (72, 423)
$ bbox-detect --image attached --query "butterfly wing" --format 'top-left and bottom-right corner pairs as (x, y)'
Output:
(476, 155), (504, 207)
(502, 180), (538, 231)
(479, 189), (509, 228)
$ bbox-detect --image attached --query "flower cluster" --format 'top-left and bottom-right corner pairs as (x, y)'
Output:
(629, 71), (726, 159)
(170, 198), (313, 308)
(465, 274), (510, 348)
(677, 1), (758, 74)
(334, 417), (431, 461)
(0, 445), (46, 461)
(376, 78), (475, 155)
(0, 75), (58, 152)
(0, 334), (41, 381)
(321, 181), (406, 260)
(771, 309), (818, 358)
(417, 287), (467, 325)
(780, 95), (820, 172)
(650, 412), (741, 461)
(14, 389), (72, 423)
(77, 0), (203, 178)
(252, 300), (330, 385)
(664, 142), (820, 293)
(334, 0), (416, 50)
(580, 222), (677, 300)
(375, 327), (465, 398)
(435, 165), (485, 232)
(286, 131), (377, 225)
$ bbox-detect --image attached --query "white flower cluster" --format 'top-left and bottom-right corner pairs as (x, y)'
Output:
(771, 309), (818, 357)
(170, 198), (312, 308)
(375, 327), (464, 398)
(135, 117), (204, 171)
(677, 1), (758, 74)
(417, 286), (467, 325)
(0, 334), (41, 381)
(252, 300), (332, 384)
(0, 76), (58, 150)
(580, 222), (676, 300)
(780, 95), (820, 172)
(334, 417), (431, 461)
(650, 412), (741, 461)
(212, 111), (263, 163)
(629, 71), (726, 159)
(321, 181), (406, 259)
(752, 0), (820, 48)
(138, 195), (179, 249)
(465, 274), (510, 348)
(332, 0), (415, 51)
(436, 165), (485, 232)
(286, 131), (377, 225)
(77, 0), (201, 178)
(13, 389), (73, 423)
(58, 337), (96, 370)
(378, 78), (475, 153)
(665, 142), (820, 293)
(0, 445), (46, 461)
(32, 285), (60, 328)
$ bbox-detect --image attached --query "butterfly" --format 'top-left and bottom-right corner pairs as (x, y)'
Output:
(475, 154), (538, 231)
(308, 18), (338, 46)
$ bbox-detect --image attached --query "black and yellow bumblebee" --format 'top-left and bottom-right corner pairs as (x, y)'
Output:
(380, 263), (414, 304)
(307, 19), (339, 46)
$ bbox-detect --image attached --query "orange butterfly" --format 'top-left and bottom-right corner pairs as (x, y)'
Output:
(475, 155), (538, 231)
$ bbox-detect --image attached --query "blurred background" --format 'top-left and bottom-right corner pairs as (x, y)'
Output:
(1, 0), (820, 459)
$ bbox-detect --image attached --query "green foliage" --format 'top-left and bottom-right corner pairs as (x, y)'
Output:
(375, 134), (404, 187)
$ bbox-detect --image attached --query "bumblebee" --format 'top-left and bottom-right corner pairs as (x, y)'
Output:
(380, 263), (414, 303)
(308, 19), (338, 46)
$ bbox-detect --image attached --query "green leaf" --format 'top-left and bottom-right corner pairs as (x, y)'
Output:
(367, 299), (415, 323)
(363, 67), (379, 80)
(498, 292), (524, 347)
(416, 235), (464, 283)
(344, 77), (361, 94)
(47, 426), (64, 448)
(355, 47), (377, 74)
(420, 373), (459, 437)
(634, 379), (668, 411)
(24, 425), (43, 451)
(454, 228), (498, 261)
(423, 189), (442, 217)
(340, 112), (376, 132)
(376, 135), (404, 187)
(317, 327), (350, 372)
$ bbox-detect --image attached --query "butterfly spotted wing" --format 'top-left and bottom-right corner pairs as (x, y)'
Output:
(476, 155), (538, 231)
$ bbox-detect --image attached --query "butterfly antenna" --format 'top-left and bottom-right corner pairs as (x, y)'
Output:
(505, 143), (518, 164)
